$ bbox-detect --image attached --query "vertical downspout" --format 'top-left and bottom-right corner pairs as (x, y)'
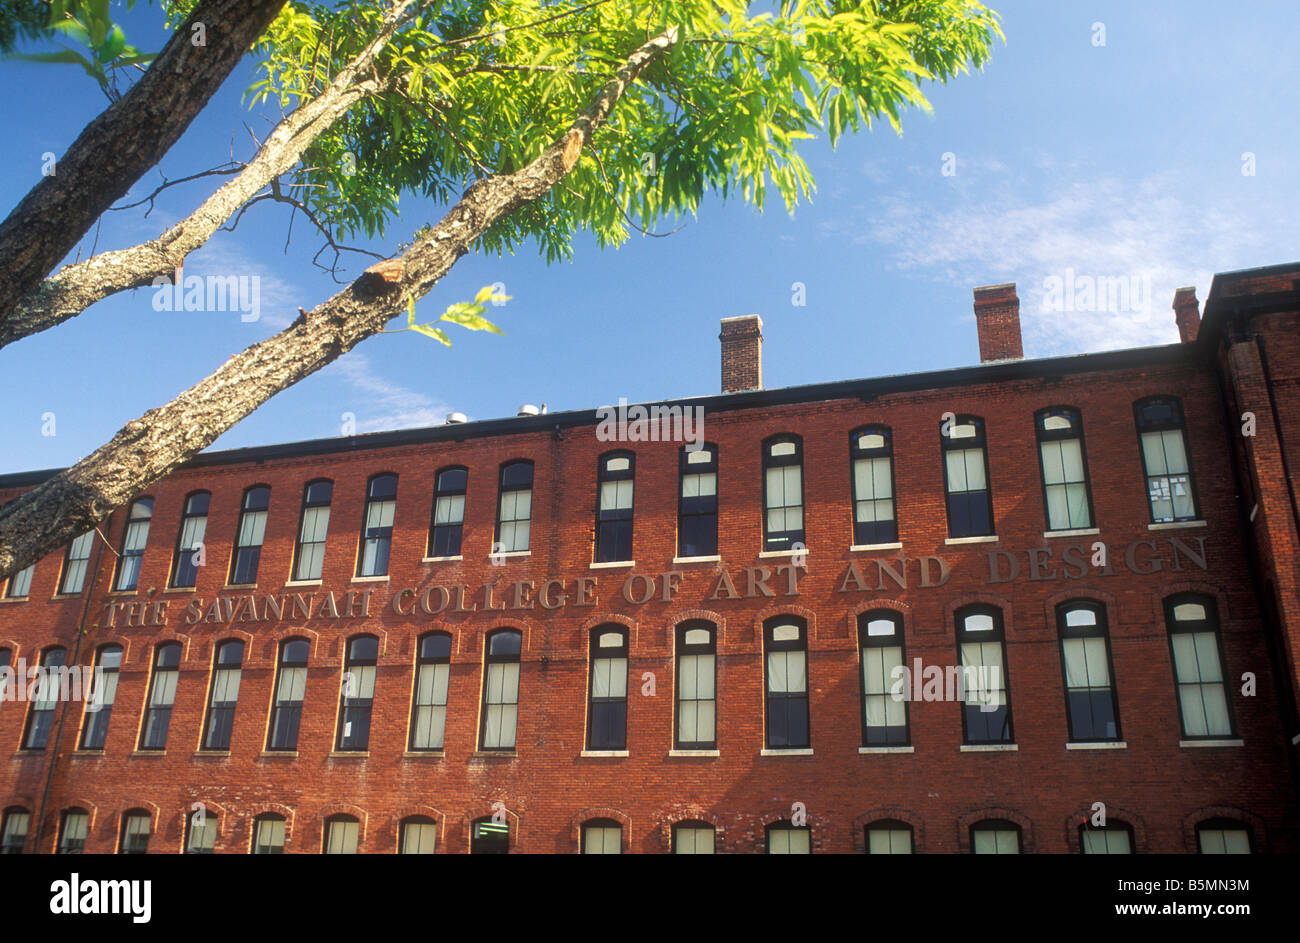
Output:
(31, 519), (110, 853)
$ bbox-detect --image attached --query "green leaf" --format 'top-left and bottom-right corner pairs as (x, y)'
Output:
(98, 24), (126, 62)
(410, 322), (452, 347)
(439, 302), (505, 335)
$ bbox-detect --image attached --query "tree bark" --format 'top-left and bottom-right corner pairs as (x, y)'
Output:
(0, 0), (287, 325)
(0, 0), (418, 351)
(0, 27), (680, 581)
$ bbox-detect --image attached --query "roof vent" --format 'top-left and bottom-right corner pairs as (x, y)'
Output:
(445, 412), (467, 424)
(517, 404), (540, 417)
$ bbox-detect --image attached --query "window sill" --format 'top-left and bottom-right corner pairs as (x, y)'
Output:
(328, 751), (370, 758)
(1066, 741), (1127, 750)
(758, 549), (806, 559)
(161, 586), (198, 594)
(259, 750), (299, 758)
(945, 535), (998, 545)
(580, 750), (629, 757)
(129, 750), (167, 758)
(223, 584), (257, 591)
(471, 750), (517, 758)
(350, 575), (389, 583)
(71, 749), (106, 756)
(672, 555), (721, 564)
(1148, 520), (1206, 531)
(859, 745), (914, 754)
(492, 551), (530, 560)
(193, 751), (231, 758)
(1179, 738), (1243, 748)
(422, 555), (463, 563)
(283, 579), (322, 587)
(106, 589), (139, 597)
(0, 597), (26, 604)
(960, 744), (1018, 752)
(760, 748), (813, 756)
(668, 749), (720, 757)
(1043, 528), (1099, 538)
(50, 593), (84, 601)
(402, 750), (445, 758)
(589, 561), (633, 569)
(850, 542), (902, 552)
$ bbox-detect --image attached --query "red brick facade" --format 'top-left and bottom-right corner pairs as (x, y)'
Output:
(1, 262), (1298, 854)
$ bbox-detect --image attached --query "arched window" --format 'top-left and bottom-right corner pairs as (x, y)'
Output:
(850, 426), (897, 545)
(480, 629), (522, 750)
(170, 490), (210, 588)
(1057, 601), (1120, 742)
(5, 563), (33, 598)
(764, 618), (809, 749)
(678, 444), (718, 557)
(400, 816), (437, 854)
(1, 807), (30, 855)
(23, 645), (67, 750)
(202, 639), (244, 751)
(293, 480), (333, 581)
(324, 814), (360, 854)
(470, 816), (509, 854)
(337, 635), (378, 751)
(268, 638), (310, 751)
(252, 813), (285, 854)
(1036, 407), (1093, 531)
(358, 474), (397, 577)
(941, 415), (993, 538)
(57, 808), (89, 854)
(1135, 396), (1199, 522)
(595, 452), (635, 562)
(410, 633), (451, 751)
(766, 820), (811, 854)
(230, 485), (270, 585)
(429, 467), (467, 557)
(1165, 595), (1233, 738)
(864, 819), (913, 854)
(495, 461), (533, 553)
(581, 818), (622, 854)
(119, 809), (151, 854)
(1080, 821), (1133, 854)
(79, 643), (122, 750)
(114, 497), (154, 591)
(186, 807), (217, 854)
(588, 627), (629, 750)
(1196, 818), (1253, 854)
(673, 820), (715, 854)
(59, 530), (95, 595)
(859, 610), (908, 746)
(956, 606), (1012, 744)
(139, 642), (182, 750)
(762, 435), (804, 551)
(675, 622), (717, 750)
(970, 819), (1020, 854)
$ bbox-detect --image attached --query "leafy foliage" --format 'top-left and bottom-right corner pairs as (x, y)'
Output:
(401, 284), (510, 348)
(238, 0), (1003, 261)
(3, 0), (157, 97)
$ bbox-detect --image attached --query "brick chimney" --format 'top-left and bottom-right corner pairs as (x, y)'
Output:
(1173, 286), (1200, 343)
(972, 283), (1023, 362)
(720, 315), (762, 393)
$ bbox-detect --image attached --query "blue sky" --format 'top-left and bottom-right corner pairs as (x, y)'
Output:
(2, 0), (1297, 474)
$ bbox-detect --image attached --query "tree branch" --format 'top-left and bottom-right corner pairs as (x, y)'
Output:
(0, 0), (289, 325)
(0, 0), (421, 351)
(0, 26), (682, 581)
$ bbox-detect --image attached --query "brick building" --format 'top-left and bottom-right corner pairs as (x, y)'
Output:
(1, 261), (1298, 855)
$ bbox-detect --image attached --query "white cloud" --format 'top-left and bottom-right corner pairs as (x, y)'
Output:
(851, 173), (1294, 356)
(326, 352), (456, 433)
